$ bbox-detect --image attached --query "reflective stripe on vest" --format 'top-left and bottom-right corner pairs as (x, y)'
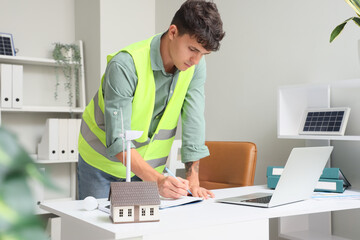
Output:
(79, 35), (195, 178)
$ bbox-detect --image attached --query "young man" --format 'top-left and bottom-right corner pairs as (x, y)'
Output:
(78, 0), (225, 200)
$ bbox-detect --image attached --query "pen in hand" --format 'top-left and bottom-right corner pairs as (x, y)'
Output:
(164, 167), (193, 196)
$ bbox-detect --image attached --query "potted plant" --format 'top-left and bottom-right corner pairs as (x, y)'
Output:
(330, 0), (360, 42)
(52, 43), (82, 107)
(0, 127), (58, 240)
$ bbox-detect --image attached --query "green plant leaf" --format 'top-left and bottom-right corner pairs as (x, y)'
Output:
(330, 22), (347, 42)
(26, 164), (59, 191)
(3, 216), (48, 240)
(0, 128), (58, 191)
(0, 127), (53, 240)
(2, 176), (34, 215)
(330, 17), (355, 43)
(353, 17), (360, 27)
(52, 42), (82, 107)
(346, 0), (360, 16)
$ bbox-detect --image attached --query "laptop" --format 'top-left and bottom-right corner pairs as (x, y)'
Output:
(217, 146), (333, 208)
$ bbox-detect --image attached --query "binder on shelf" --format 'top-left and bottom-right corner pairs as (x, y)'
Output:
(58, 119), (68, 161)
(267, 175), (350, 193)
(267, 175), (280, 189)
(315, 179), (348, 193)
(76, 119), (81, 138)
(267, 166), (351, 181)
(38, 119), (59, 160)
(76, 119), (81, 160)
(321, 168), (349, 180)
(266, 166), (284, 177)
(0, 63), (12, 108)
(11, 64), (23, 108)
(67, 119), (81, 160)
(267, 166), (351, 193)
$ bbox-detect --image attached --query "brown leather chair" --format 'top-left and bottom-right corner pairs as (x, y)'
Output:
(199, 141), (257, 190)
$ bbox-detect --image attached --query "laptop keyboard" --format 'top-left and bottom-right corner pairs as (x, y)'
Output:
(243, 195), (272, 204)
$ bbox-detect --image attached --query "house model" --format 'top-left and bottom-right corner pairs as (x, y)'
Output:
(109, 181), (161, 223)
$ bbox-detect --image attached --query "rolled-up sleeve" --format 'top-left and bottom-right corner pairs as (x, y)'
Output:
(181, 57), (209, 163)
(103, 53), (137, 157)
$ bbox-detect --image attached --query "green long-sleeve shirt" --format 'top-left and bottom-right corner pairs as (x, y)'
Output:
(103, 33), (209, 163)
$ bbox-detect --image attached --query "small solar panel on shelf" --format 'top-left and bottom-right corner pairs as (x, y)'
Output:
(299, 108), (350, 136)
(0, 33), (15, 56)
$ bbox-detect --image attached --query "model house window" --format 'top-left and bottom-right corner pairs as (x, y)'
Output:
(141, 208), (146, 216)
(150, 208), (154, 216)
(128, 208), (132, 217)
(119, 209), (123, 217)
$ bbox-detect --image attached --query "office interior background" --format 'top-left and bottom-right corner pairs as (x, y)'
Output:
(1, 0), (360, 239)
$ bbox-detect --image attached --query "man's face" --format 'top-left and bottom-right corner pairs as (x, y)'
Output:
(169, 31), (211, 71)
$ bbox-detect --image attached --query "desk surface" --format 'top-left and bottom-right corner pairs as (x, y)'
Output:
(40, 185), (360, 240)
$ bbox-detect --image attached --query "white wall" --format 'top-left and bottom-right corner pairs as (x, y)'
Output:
(0, 0), (75, 58)
(75, 0), (155, 102)
(100, 0), (155, 76)
(75, 0), (101, 105)
(156, 0), (360, 239)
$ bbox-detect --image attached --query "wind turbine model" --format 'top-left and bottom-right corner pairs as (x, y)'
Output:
(106, 108), (160, 224)
(119, 108), (143, 182)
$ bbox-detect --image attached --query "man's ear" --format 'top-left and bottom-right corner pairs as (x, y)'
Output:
(168, 25), (178, 40)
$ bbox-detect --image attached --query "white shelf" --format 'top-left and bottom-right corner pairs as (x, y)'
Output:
(36, 159), (78, 164)
(30, 154), (78, 164)
(278, 79), (360, 139)
(277, 79), (360, 239)
(278, 135), (360, 141)
(1, 106), (84, 113)
(0, 55), (79, 67)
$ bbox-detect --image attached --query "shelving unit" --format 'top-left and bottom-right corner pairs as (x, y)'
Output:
(0, 40), (86, 214)
(277, 79), (360, 240)
(278, 79), (360, 139)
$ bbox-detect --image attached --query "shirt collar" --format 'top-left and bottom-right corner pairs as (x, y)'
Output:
(150, 32), (178, 75)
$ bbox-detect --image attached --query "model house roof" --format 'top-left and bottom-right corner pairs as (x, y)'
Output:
(109, 181), (160, 206)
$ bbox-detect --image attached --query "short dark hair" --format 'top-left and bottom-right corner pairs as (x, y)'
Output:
(171, 0), (225, 52)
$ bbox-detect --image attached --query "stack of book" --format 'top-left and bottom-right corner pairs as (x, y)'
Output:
(267, 166), (351, 193)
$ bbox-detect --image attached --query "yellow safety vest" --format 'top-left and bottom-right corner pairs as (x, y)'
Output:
(78, 35), (195, 178)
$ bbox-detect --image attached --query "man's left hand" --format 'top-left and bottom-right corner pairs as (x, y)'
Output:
(189, 185), (215, 199)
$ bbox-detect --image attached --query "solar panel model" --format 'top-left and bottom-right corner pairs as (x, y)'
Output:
(299, 107), (351, 136)
(0, 33), (15, 56)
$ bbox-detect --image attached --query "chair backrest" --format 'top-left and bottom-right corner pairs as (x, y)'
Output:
(199, 141), (257, 190)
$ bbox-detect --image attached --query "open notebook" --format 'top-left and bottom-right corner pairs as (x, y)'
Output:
(159, 196), (203, 209)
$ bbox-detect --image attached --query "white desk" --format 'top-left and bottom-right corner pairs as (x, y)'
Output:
(40, 185), (360, 240)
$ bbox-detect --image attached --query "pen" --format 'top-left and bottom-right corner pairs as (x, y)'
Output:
(164, 167), (193, 196)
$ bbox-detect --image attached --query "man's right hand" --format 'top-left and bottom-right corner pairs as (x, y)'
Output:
(157, 176), (190, 199)
(116, 150), (189, 199)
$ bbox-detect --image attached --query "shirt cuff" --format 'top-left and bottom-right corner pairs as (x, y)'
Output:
(106, 138), (135, 157)
(181, 144), (210, 163)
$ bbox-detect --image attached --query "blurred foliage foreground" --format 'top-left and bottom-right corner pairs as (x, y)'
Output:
(0, 127), (57, 240)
